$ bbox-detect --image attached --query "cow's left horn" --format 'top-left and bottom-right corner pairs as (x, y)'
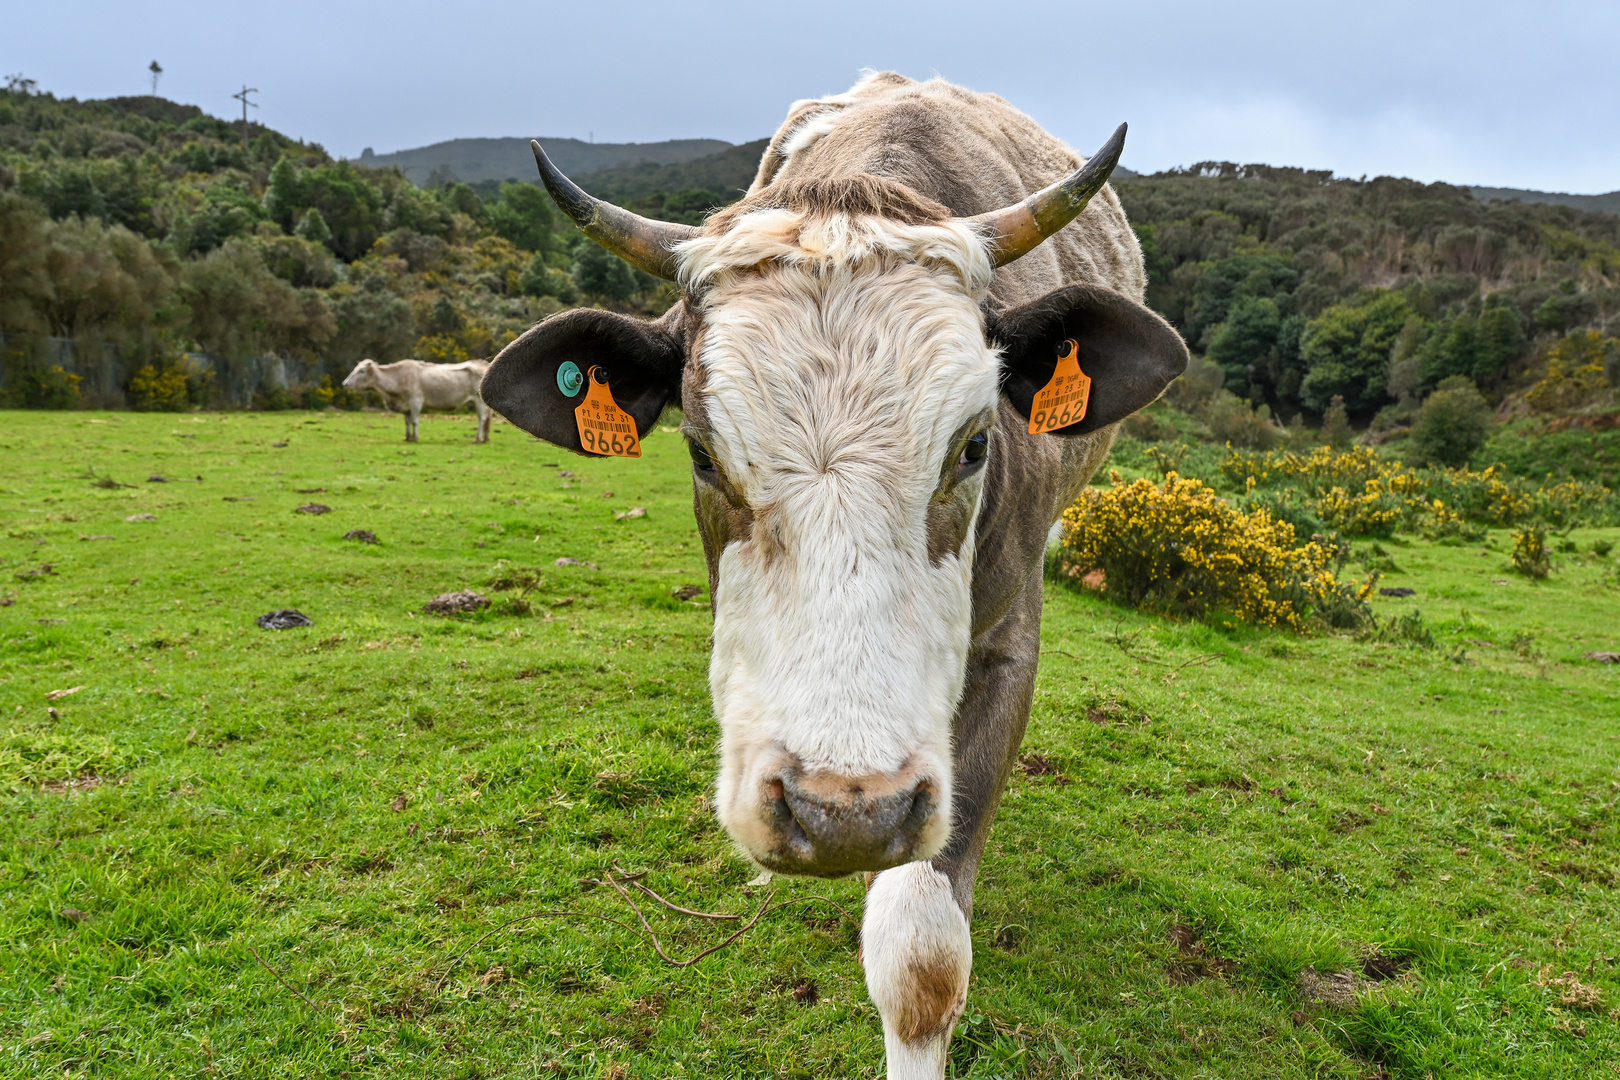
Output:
(529, 139), (699, 280)
(965, 123), (1127, 268)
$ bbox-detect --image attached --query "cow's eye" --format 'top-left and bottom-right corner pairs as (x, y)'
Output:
(688, 439), (716, 472)
(958, 432), (989, 471)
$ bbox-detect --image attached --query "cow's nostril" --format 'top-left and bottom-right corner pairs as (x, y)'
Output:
(767, 772), (940, 874)
(765, 777), (792, 825)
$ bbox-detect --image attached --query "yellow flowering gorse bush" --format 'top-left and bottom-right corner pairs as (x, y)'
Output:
(1221, 446), (1613, 535)
(1058, 472), (1369, 632)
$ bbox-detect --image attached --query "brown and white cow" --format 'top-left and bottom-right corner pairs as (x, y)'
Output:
(342, 358), (493, 443)
(481, 73), (1188, 1078)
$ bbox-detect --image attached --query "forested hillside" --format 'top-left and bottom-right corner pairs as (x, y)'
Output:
(1115, 163), (1619, 423)
(0, 84), (644, 408)
(2, 81), (1615, 446)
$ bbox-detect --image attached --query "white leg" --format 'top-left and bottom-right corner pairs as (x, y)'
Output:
(863, 862), (971, 1080)
(475, 399), (491, 443)
(407, 399), (421, 442)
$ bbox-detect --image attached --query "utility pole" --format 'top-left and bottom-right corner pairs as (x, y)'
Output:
(231, 84), (258, 153)
(148, 60), (162, 97)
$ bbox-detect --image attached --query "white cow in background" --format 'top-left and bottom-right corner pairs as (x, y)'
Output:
(342, 358), (492, 443)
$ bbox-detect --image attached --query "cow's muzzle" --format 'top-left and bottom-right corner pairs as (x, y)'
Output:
(750, 764), (945, 877)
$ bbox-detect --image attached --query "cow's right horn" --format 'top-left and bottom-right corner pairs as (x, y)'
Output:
(530, 139), (699, 280)
(964, 123), (1128, 268)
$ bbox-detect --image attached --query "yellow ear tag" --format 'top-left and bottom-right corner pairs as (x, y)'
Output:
(1028, 338), (1091, 435)
(574, 366), (641, 457)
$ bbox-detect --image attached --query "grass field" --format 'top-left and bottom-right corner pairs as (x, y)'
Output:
(3, 408), (1619, 1080)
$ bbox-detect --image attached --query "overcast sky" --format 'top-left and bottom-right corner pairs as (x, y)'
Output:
(7, 0), (1617, 193)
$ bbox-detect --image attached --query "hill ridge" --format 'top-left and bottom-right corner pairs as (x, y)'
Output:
(361, 136), (733, 186)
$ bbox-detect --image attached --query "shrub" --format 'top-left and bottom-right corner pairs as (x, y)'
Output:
(127, 364), (189, 411)
(0, 363), (81, 409)
(414, 334), (473, 365)
(1407, 377), (1493, 467)
(254, 382), (297, 410)
(306, 374), (361, 410)
(1204, 392), (1284, 449)
(1512, 528), (1550, 579)
(1369, 609), (1436, 650)
(1223, 445), (1615, 533)
(1417, 503), (1486, 544)
(1056, 472), (1370, 632)
(1527, 331), (1618, 413)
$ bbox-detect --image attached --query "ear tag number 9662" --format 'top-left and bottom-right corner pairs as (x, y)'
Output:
(574, 366), (641, 458)
(1028, 338), (1091, 435)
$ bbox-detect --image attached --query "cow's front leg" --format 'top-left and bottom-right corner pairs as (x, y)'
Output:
(475, 400), (491, 443)
(864, 861), (971, 1080)
(407, 399), (422, 442)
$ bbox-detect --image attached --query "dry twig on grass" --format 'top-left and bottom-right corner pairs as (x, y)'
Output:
(429, 867), (856, 998)
(246, 944), (323, 1013)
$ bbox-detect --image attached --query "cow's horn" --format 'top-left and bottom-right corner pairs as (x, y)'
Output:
(529, 139), (699, 280)
(965, 123), (1128, 268)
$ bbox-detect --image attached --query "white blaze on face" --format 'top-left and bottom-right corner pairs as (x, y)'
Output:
(678, 212), (1000, 868)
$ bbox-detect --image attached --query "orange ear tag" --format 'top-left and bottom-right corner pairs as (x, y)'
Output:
(1027, 338), (1091, 435)
(574, 366), (641, 458)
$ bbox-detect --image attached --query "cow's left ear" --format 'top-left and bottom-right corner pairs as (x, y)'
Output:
(481, 304), (685, 456)
(988, 284), (1188, 436)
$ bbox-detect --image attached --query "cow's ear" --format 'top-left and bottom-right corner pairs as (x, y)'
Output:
(481, 306), (685, 456)
(989, 284), (1188, 437)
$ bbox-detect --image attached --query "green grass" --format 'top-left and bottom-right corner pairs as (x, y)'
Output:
(2, 408), (1619, 1079)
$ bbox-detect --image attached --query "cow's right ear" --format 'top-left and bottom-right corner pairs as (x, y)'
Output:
(481, 306), (685, 456)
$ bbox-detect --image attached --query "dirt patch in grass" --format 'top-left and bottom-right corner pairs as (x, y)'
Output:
(1360, 952), (1411, 981)
(1165, 925), (1236, 984)
(1017, 752), (1070, 785)
(1297, 966), (1367, 1010)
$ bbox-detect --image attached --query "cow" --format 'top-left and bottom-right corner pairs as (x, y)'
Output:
(341, 358), (493, 443)
(479, 73), (1188, 1078)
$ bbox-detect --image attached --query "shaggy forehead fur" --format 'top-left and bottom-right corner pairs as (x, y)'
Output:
(677, 177), (994, 301)
(676, 200), (999, 512)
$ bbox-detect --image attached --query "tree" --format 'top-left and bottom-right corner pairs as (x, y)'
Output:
(385, 183), (453, 237)
(170, 182), (264, 254)
(1534, 282), (1599, 334)
(1407, 377), (1492, 467)
(1298, 292), (1413, 417)
(180, 238), (333, 360)
(485, 182), (555, 254)
(1320, 394), (1352, 448)
(1475, 298), (1526, 382)
(571, 242), (638, 304)
(328, 283), (415, 367)
(1206, 295), (1281, 402)
(294, 207), (331, 246)
(0, 191), (53, 333)
(519, 254), (577, 302)
(1182, 254), (1298, 347)
(1385, 316), (1427, 404)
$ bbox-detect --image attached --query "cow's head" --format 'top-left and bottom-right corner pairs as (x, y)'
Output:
(343, 359), (380, 391)
(483, 132), (1186, 877)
